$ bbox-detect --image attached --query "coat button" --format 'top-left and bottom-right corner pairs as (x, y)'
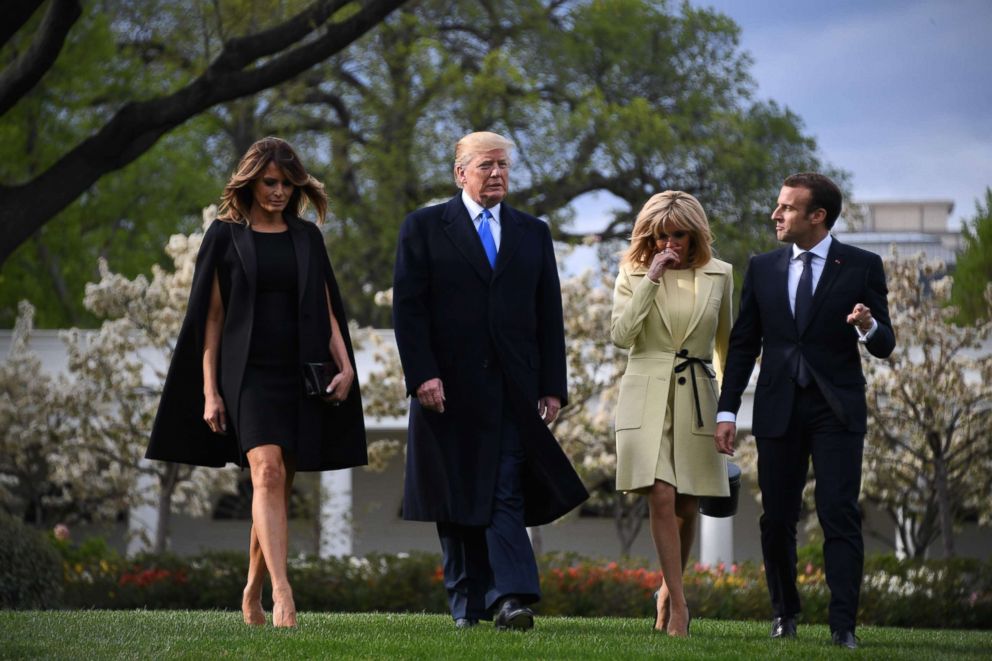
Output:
(482, 359), (489, 369)
(678, 377), (687, 385)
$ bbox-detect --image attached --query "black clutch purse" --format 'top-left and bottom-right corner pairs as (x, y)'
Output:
(303, 361), (341, 398)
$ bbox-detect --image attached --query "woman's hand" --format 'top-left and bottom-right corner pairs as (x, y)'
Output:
(647, 247), (681, 282)
(204, 393), (227, 434)
(323, 367), (354, 406)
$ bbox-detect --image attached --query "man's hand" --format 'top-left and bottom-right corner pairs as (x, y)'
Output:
(846, 303), (874, 332)
(416, 378), (445, 413)
(538, 396), (561, 424)
(714, 421), (736, 456)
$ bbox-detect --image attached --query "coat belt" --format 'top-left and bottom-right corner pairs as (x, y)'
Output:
(673, 349), (715, 429)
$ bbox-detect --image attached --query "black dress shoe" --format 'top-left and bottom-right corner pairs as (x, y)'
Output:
(494, 597), (534, 631)
(454, 617), (478, 629)
(770, 616), (797, 638)
(831, 630), (858, 649)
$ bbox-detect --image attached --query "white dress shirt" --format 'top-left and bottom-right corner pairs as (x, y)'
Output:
(462, 190), (502, 249)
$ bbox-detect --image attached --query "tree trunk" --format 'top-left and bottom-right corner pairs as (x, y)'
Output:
(614, 493), (647, 557)
(931, 433), (956, 558)
(528, 526), (544, 557)
(154, 463), (180, 554)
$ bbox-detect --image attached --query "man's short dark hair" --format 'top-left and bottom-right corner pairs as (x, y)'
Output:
(783, 172), (843, 229)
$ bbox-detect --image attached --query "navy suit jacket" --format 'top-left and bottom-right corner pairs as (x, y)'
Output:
(717, 238), (895, 437)
(392, 195), (588, 526)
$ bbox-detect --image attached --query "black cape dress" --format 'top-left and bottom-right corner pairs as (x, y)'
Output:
(146, 215), (367, 471)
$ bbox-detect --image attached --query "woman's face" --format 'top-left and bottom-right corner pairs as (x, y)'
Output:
(654, 226), (692, 263)
(251, 161), (294, 215)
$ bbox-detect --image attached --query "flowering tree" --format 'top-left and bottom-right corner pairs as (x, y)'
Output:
(0, 301), (73, 524)
(862, 253), (992, 558)
(53, 207), (237, 553)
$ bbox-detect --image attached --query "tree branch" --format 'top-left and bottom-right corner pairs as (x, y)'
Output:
(0, 0), (82, 115)
(0, 0), (47, 48)
(0, 0), (409, 266)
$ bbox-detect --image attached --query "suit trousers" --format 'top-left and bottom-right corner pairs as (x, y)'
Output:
(436, 407), (540, 620)
(756, 382), (865, 633)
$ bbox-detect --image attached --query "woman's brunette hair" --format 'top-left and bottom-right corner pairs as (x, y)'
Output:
(217, 137), (328, 224)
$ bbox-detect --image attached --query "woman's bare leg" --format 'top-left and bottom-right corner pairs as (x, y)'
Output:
(247, 445), (296, 627)
(655, 492), (699, 631)
(243, 456), (296, 625)
(648, 480), (689, 636)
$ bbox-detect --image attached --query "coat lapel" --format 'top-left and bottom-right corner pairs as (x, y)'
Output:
(286, 216), (311, 307)
(492, 205), (525, 281)
(441, 195), (494, 283)
(683, 263), (719, 340)
(229, 221), (258, 296)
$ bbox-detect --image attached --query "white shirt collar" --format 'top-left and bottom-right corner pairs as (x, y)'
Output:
(461, 190), (501, 225)
(792, 234), (831, 261)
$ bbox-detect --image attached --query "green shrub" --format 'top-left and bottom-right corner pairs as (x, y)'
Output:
(53, 537), (992, 628)
(0, 512), (63, 609)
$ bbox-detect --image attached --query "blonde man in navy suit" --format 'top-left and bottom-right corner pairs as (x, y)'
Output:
(392, 131), (587, 630)
(714, 173), (895, 649)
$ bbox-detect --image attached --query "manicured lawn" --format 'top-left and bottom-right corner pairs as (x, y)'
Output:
(2, 611), (990, 659)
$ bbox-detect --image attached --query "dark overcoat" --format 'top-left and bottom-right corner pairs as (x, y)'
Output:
(717, 239), (896, 437)
(146, 215), (368, 471)
(392, 195), (589, 527)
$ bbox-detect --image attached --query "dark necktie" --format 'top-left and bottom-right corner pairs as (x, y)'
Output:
(478, 208), (497, 268)
(795, 251), (813, 387)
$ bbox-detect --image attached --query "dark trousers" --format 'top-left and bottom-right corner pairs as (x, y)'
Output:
(436, 411), (540, 621)
(756, 383), (865, 633)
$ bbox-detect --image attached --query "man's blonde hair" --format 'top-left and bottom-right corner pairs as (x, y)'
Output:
(453, 131), (515, 186)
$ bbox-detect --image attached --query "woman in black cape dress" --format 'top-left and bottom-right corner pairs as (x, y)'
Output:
(147, 137), (366, 627)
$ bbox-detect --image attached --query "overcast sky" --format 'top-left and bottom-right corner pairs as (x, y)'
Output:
(698, 0), (992, 229)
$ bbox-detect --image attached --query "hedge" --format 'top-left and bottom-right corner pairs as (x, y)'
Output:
(34, 535), (990, 628)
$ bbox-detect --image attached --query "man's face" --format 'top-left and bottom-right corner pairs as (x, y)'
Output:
(772, 185), (822, 246)
(458, 149), (509, 207)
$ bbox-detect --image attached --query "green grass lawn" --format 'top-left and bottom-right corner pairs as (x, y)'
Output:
(2, 611), (990, 660)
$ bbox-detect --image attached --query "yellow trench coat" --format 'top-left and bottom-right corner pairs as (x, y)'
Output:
(610, 259), (733, 495)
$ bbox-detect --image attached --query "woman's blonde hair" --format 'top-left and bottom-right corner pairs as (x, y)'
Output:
(217, 137), (328, 224)
(620, 191), (713, 269)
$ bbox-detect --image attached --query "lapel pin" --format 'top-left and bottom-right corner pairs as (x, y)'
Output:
(834, 259), (842, 264)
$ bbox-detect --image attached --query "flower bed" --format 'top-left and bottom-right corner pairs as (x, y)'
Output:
(50, 537), (992, 628)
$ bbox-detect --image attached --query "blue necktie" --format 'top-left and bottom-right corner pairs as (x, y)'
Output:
(477, 208), (497, 268)
(794, 251), (813, 387)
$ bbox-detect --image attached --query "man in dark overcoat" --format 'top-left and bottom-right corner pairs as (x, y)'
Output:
(392, 131), (588, 630)
(714, 173), (896, 649)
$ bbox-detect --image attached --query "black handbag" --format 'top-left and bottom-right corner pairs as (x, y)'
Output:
(303, 361), (341, 398)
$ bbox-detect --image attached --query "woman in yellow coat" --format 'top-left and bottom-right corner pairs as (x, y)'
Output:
(611, 191), (733, 636)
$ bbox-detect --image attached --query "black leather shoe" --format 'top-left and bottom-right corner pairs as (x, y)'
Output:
(831, 630), (858, 649)
(454, 617), (478, 629)
(770, 616), (797, 638)
(494, 597), (534, 631)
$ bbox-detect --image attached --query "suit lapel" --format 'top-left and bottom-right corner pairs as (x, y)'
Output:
(229, 221), (258, 296)
(441, 196), (493, 283)
(286, 216), (311, 307)
(772, 248), (794, 332)
(492, 205), (525, 281)
(683, 264), (718, 340)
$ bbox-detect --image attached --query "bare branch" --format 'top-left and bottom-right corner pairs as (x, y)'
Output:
(0, 0), (82, 115)
(0, 0), (409, 266)
(0, 0), (46, 47)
